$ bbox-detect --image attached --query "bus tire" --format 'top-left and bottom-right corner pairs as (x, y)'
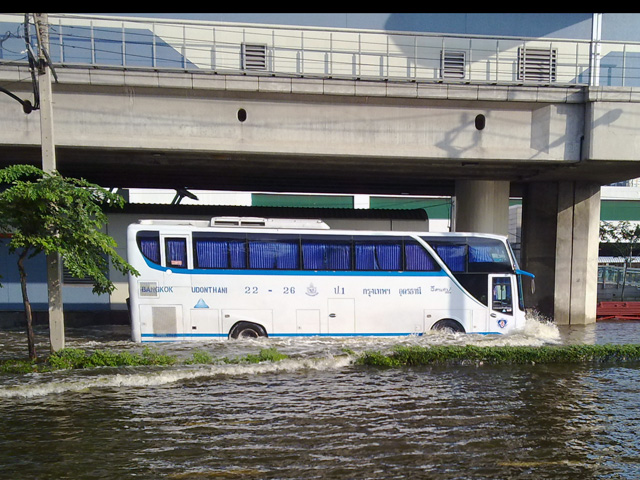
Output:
(431, 319), (465, 333)
(229, 321), (268, 340)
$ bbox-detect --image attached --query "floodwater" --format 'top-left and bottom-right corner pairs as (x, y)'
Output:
(1, 317), (640, 479)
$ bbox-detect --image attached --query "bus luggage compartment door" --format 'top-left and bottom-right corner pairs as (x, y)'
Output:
(140, 304), (183, 338)
(327, 298), (355, 334)
(189, 308), (221, 338)
(296, 309), (321, 335)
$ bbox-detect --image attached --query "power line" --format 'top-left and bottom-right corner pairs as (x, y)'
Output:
(0, 15), (39, 113)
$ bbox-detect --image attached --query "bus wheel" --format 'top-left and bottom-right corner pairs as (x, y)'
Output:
(229, 322), (268, 340)
(431, 319), (465, 333)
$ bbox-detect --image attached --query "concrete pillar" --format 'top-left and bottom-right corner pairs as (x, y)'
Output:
(555, 181), (601, 325)
(521, 181), (601, 325)
(521, 182), (558, 319)
(454, 180), (510, 235)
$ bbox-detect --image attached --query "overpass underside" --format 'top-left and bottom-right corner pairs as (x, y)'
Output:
(1, 69), (639, 195)
(2, 144), (509, 195)
(4, 145), (640, 197)
(3, 67), (640, 324)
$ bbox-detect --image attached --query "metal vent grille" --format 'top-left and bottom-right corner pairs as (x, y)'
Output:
(242, 43), (267, 70)
(152, 306), (178, 334)
(441, 50), (466, 79)
(518, 47), (557, 83)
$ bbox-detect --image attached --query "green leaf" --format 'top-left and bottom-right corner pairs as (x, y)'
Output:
(0, 165), (139, 295)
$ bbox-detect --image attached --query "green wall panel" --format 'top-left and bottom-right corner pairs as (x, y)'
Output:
(600, 200), (640, 221)
(370, 197), (452, 219)
(252, 194), (353, 208)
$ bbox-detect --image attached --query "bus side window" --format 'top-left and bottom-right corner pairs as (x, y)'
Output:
(354, 239), (401, 271)
(165, 238), (188, 269)
(301, 239), (351, 270)
(248, 240), (299, 269)
(138, 232), (161, 265)
(194, 238), (247, 269)
(435, 244), (466, 272)
(404, 241), (439, 271)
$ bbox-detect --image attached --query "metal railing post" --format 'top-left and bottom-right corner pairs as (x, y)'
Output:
(622, 43), (627, 87)
(589, 13), (602, 86)
(90, 22), (95, 64)
(300, 31), (304, 76)
(182, 24), (186, 69)
(121, 22), (126, 67)
(58, 20), (63, 63)
(152, 22), (157, 68)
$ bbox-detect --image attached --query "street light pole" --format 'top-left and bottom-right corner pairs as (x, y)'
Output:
(34, 13), (65, 352)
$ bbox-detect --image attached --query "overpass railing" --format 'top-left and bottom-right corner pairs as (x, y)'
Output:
(2, 13), (640, 87)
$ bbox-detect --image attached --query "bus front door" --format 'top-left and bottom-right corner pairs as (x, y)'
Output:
(488, 274), (514, 333)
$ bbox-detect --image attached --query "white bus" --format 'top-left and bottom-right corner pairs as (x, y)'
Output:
(126, 217), (534, 342)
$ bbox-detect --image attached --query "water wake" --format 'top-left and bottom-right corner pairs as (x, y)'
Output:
(481, 312), (561, 347)
(0, 354), (353, 399)
(0, 313), (563, 399)
(387, 313), (561, 349)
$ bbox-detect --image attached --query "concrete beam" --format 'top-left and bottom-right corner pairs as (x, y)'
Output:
(1, 67), (640, 193)
(0, 84), (583, 164)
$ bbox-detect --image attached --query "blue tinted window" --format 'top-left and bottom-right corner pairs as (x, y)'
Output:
(355, 240), (401, 271)
(248, 239), (299, 270)
(195, 239), (246, 269)
(137, 232), (160, 264)
(302, 239), (351, 270)
(435, 244), (466, 272)
(404, 241), (439, 271)
(165, 238), (187, 269)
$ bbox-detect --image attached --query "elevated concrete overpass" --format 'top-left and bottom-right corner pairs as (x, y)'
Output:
(3, 13), (640, 327)
(1, 65), (639, 195)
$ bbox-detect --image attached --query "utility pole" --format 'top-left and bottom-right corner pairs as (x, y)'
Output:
(34, 13), (65, 352)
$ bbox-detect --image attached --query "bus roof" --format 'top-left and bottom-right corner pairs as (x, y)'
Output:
(136, 217), (330, 229)
(131, 217), (508, 241)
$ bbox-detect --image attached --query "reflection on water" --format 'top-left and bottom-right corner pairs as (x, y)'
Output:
(1, 316), (640, 479)
(558, 321), (640, 345)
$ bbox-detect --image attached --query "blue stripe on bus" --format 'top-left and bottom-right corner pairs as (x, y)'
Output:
(142, 257), (447, 277)
(142, 332), (416, 338)
(142, 333), (227, 338)
(140, 331), (503, 340)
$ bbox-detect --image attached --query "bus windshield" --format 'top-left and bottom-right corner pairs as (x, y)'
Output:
(421, 236), (513, 273)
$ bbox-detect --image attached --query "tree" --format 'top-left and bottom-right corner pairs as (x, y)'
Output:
(599, 220), (640, 301)
(0, 165), (138, 360)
